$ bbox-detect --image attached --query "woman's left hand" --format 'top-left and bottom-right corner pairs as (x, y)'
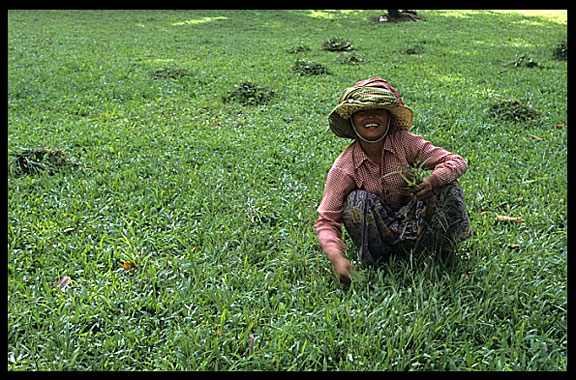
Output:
(412, 175), (440, 201)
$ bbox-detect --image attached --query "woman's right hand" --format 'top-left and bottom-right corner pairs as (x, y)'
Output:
(329, 252), (354, 284)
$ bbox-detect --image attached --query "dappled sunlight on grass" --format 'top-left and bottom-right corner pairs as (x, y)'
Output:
(434, 9), (566, 25)
(490, 9), (567, 25)
(172, 15), (227, 26)
(306, 9), (365, 19)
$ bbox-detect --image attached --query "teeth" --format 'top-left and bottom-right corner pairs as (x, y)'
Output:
(364, 123), (379, 128)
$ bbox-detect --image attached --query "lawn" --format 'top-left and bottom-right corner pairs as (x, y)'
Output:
(8, 10), (567, 371)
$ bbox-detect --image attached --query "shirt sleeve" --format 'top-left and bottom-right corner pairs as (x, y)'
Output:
(402, 131), (468, 185)
(314, 165), (357, 255)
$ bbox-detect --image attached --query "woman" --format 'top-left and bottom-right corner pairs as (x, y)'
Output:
(315, 77), (472, 284)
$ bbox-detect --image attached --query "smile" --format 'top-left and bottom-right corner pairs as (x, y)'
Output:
(363, 123), (379, 129)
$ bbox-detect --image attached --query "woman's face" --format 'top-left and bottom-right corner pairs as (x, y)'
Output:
(351, 109), (390, 142)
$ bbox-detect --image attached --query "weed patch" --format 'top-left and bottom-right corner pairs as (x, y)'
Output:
(223, 82), (275, 106)
(553, 40), (567, 60)
(150, 67), (191, 80)
(402, 44), (425, 55)
(321, 36), (352, 51)
(9, 147), (79, 176)
(337, 53), (365, 65)
(286, 44), (311, 54)
(503, 55), (540, 69)
(489, 99), (541, 122)
(291, 59), (330, 76)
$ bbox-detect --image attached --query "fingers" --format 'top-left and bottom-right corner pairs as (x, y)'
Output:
(412, 182), (432, 200)
(414, 185), (434, 200)
(332, 255), (353, 284)
(339, 271), (352, 285)
(412, 175), (438, 200)
(337, 262), (353, 284)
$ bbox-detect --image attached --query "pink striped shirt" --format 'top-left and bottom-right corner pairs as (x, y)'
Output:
(315, 129), (467, 254)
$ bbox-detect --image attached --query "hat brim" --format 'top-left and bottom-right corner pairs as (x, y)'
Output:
(328, 103), (413, 139)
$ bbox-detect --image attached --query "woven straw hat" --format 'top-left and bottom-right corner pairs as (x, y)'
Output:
(328, 77), (413, 139)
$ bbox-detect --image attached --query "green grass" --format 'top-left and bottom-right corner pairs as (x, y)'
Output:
(8, 10), (567, 371)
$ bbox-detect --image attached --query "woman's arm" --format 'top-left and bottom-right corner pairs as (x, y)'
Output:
(404, 132), (467, 181)
(315, 166), (357, 283)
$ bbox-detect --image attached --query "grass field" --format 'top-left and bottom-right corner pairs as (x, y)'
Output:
(8, 10), (567, 371)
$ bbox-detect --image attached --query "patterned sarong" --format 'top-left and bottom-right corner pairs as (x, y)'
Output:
(342, 182), (472, 264)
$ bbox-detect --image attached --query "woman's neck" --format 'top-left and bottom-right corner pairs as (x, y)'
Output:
(358, 139), (383, 166)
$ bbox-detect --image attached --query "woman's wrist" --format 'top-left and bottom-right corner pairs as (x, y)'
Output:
(325, 248), (345, 263)
(425, 173), (441, 188)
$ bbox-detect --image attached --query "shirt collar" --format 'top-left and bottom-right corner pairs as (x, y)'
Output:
(352, 132), (398, 169)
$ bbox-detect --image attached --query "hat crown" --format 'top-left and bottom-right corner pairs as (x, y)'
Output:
(338, 86), (399, 107)
(352, 77), (406, 106)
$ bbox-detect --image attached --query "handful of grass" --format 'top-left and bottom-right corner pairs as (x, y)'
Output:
(383, 158), (432, 192)
(382, 160), (433, 239)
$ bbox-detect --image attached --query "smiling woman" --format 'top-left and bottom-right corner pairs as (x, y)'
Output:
(316, 77), (472, 281)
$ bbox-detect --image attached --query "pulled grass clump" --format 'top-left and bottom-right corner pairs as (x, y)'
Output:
(9, 147), (78, 176)
(286, 44), (311, 54)
(321, 36), (352, 51)
(337, 53), (365, 65)
(504, 55), (540, 69)
(291, 59), (330, 76)
(489, 99), (541, 122)
(223, 82), (275, 106)
(150, 67), (191, 79)
(553, 40), (567, 60)
(402, 44), (425, 55)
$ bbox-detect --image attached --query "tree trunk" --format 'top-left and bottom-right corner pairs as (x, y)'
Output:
(387, 9), (402, 19)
